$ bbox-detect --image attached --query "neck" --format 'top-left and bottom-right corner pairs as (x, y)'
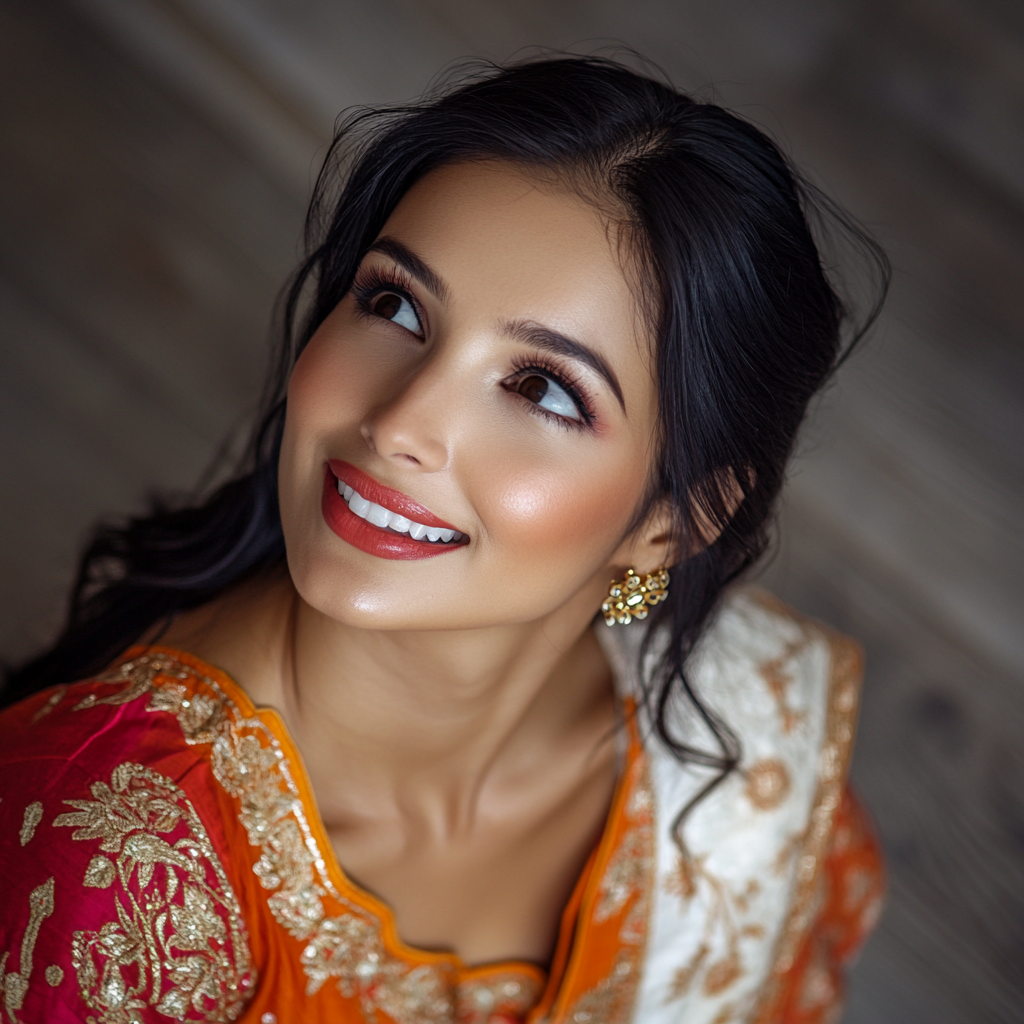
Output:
(162, 569), (616, 838)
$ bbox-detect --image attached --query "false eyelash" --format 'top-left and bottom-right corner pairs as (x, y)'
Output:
(351, 266), (425, 335)
(506, 353), (597, 430)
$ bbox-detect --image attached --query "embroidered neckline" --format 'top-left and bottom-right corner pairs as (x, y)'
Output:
(81, 645), (649, 1022)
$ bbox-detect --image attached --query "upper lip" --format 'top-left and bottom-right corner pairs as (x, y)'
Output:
(328, 460), (464, 533)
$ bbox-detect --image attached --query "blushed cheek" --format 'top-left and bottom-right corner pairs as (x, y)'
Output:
(482, 461), (641, 565)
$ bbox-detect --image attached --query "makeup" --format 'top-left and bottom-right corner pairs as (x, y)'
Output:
(321, 461), (467, 560)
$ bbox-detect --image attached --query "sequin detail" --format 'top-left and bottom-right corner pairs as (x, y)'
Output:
(557, 755), (655, 1024)
(53, 762), (254, 1022)
(18, 802), (43, 847)
(0, 876), (55, 1019)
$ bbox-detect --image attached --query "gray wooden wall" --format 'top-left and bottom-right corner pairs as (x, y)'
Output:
(1, 1), (1021, 1020)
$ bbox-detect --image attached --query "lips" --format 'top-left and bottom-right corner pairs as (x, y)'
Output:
(321, 461), (467, 560)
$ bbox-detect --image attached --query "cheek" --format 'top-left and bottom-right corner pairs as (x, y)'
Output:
(475, 448), (643, 562)
(287, 332), (356, 435)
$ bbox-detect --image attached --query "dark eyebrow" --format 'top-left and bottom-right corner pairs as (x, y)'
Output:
(365, 237), (450, 304)
(502, 320), (626, 412)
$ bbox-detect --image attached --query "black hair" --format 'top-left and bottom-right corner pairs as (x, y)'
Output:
(3, 55), (888, 827)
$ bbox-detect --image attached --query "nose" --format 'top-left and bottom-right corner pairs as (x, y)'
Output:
(360, 354), (453, 473)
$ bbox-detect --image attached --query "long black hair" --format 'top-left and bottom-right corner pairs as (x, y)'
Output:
(4, 55), (888, 807)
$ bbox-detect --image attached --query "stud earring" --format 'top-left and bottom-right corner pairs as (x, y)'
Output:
(601, 566), (670, 625)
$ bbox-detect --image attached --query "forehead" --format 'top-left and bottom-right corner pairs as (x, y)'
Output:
(377, 161), (653, 381)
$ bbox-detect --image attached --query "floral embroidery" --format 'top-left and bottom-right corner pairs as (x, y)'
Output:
(743, 760), (791, 812)
(86, 653), (544, 1024)
(749, 629), (865, 1024)
(0, 876), (55, 1022)
(758, 636), (811, 735)
(18, 803), (43, 847)
(456, 974), (542, 1024)
(53, 762), (254, 1023)
(664, 852), (766, 1003)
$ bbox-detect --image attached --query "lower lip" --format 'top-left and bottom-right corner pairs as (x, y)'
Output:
(320, 470), (464, 560)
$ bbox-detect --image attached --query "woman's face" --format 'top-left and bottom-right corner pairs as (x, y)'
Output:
(278, 161), (664, 631)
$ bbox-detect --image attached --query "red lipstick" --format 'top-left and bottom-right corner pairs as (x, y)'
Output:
(321, 461), (466, 560)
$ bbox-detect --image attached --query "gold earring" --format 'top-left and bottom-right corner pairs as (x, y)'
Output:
(601, 566), (670, 625)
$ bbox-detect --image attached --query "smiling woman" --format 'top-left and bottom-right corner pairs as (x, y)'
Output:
(0, 56), (887, 1024)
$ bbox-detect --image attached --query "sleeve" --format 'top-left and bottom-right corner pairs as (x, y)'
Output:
(0, 687), (256, 1023)
(770, 788), (886, 1024)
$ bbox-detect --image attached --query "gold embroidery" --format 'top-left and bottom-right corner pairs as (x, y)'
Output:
(743, 759), (791, 811)
(665, 851), (764, 1001)
(83, 653), (545, 1024)
(31, 687), (67, 723)
(750, 628), (862, 1023)
(758, 637), (810, 734)
(54, 762), (254, 1023)
(456, 973), (542, 1024)
(1, 876), (55, 1021)
(45, 965), (63, 987)
(560, 756), (654, 1024)
(18, 803), (43, 847)
(83, 856), (116, 889)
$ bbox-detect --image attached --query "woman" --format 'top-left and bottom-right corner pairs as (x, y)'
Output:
(0, 56), (887, 1024)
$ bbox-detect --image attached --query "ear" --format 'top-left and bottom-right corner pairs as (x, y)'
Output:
(607, 467), (747, 576)
(607, 499), (677, 578)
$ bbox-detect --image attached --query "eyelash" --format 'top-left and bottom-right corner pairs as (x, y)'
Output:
(351, 266), (596, 431)
(505, 354), (596, 430)
(351, 267), (425, 336)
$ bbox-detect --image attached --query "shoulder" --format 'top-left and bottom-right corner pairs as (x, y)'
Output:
(0, 653), (257, 1021)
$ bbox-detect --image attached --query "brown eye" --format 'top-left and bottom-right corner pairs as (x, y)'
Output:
(517, 375), (550, 404)
(372, 293), (402, 320)
(513, 372), (581, 420)
(369, 291), (422, 335)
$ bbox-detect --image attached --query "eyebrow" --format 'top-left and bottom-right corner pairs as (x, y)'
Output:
(502, 320), (626, 411)
(365, 237), (451, 304)
(365, 237), (625, 412)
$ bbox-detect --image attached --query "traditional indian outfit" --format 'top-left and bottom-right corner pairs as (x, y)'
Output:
(0, 588), (883, 1024)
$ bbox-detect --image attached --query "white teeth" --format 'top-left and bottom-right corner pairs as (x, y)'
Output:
(349, 493), (370, 519)
(340, 481), (463, 544)
(365, 502), (392, 529)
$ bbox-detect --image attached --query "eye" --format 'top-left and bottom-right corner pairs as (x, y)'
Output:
(515, 374), (581, 420)
(370, 291), (422, 335)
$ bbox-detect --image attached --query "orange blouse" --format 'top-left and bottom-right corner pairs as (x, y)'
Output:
(0, 647), (882, 1023)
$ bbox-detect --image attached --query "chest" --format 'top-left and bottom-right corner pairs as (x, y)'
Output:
(320, 752), (618, 966)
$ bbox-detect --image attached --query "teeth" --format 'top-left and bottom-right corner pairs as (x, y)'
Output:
(365, 502), (392, 529)
(339, 481), (463, 544)
(349, 493), (371, 519)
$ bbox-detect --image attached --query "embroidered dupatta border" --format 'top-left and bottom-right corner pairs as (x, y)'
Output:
(747, 596), (863, 1024)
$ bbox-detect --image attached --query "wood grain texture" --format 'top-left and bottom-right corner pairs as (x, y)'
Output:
(1, 0), (1021, 1019)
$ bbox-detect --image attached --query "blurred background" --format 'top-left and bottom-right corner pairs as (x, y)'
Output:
(1, 0), (1022, 1020)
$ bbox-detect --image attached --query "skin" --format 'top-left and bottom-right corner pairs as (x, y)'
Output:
(162, 161), (675, 967)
